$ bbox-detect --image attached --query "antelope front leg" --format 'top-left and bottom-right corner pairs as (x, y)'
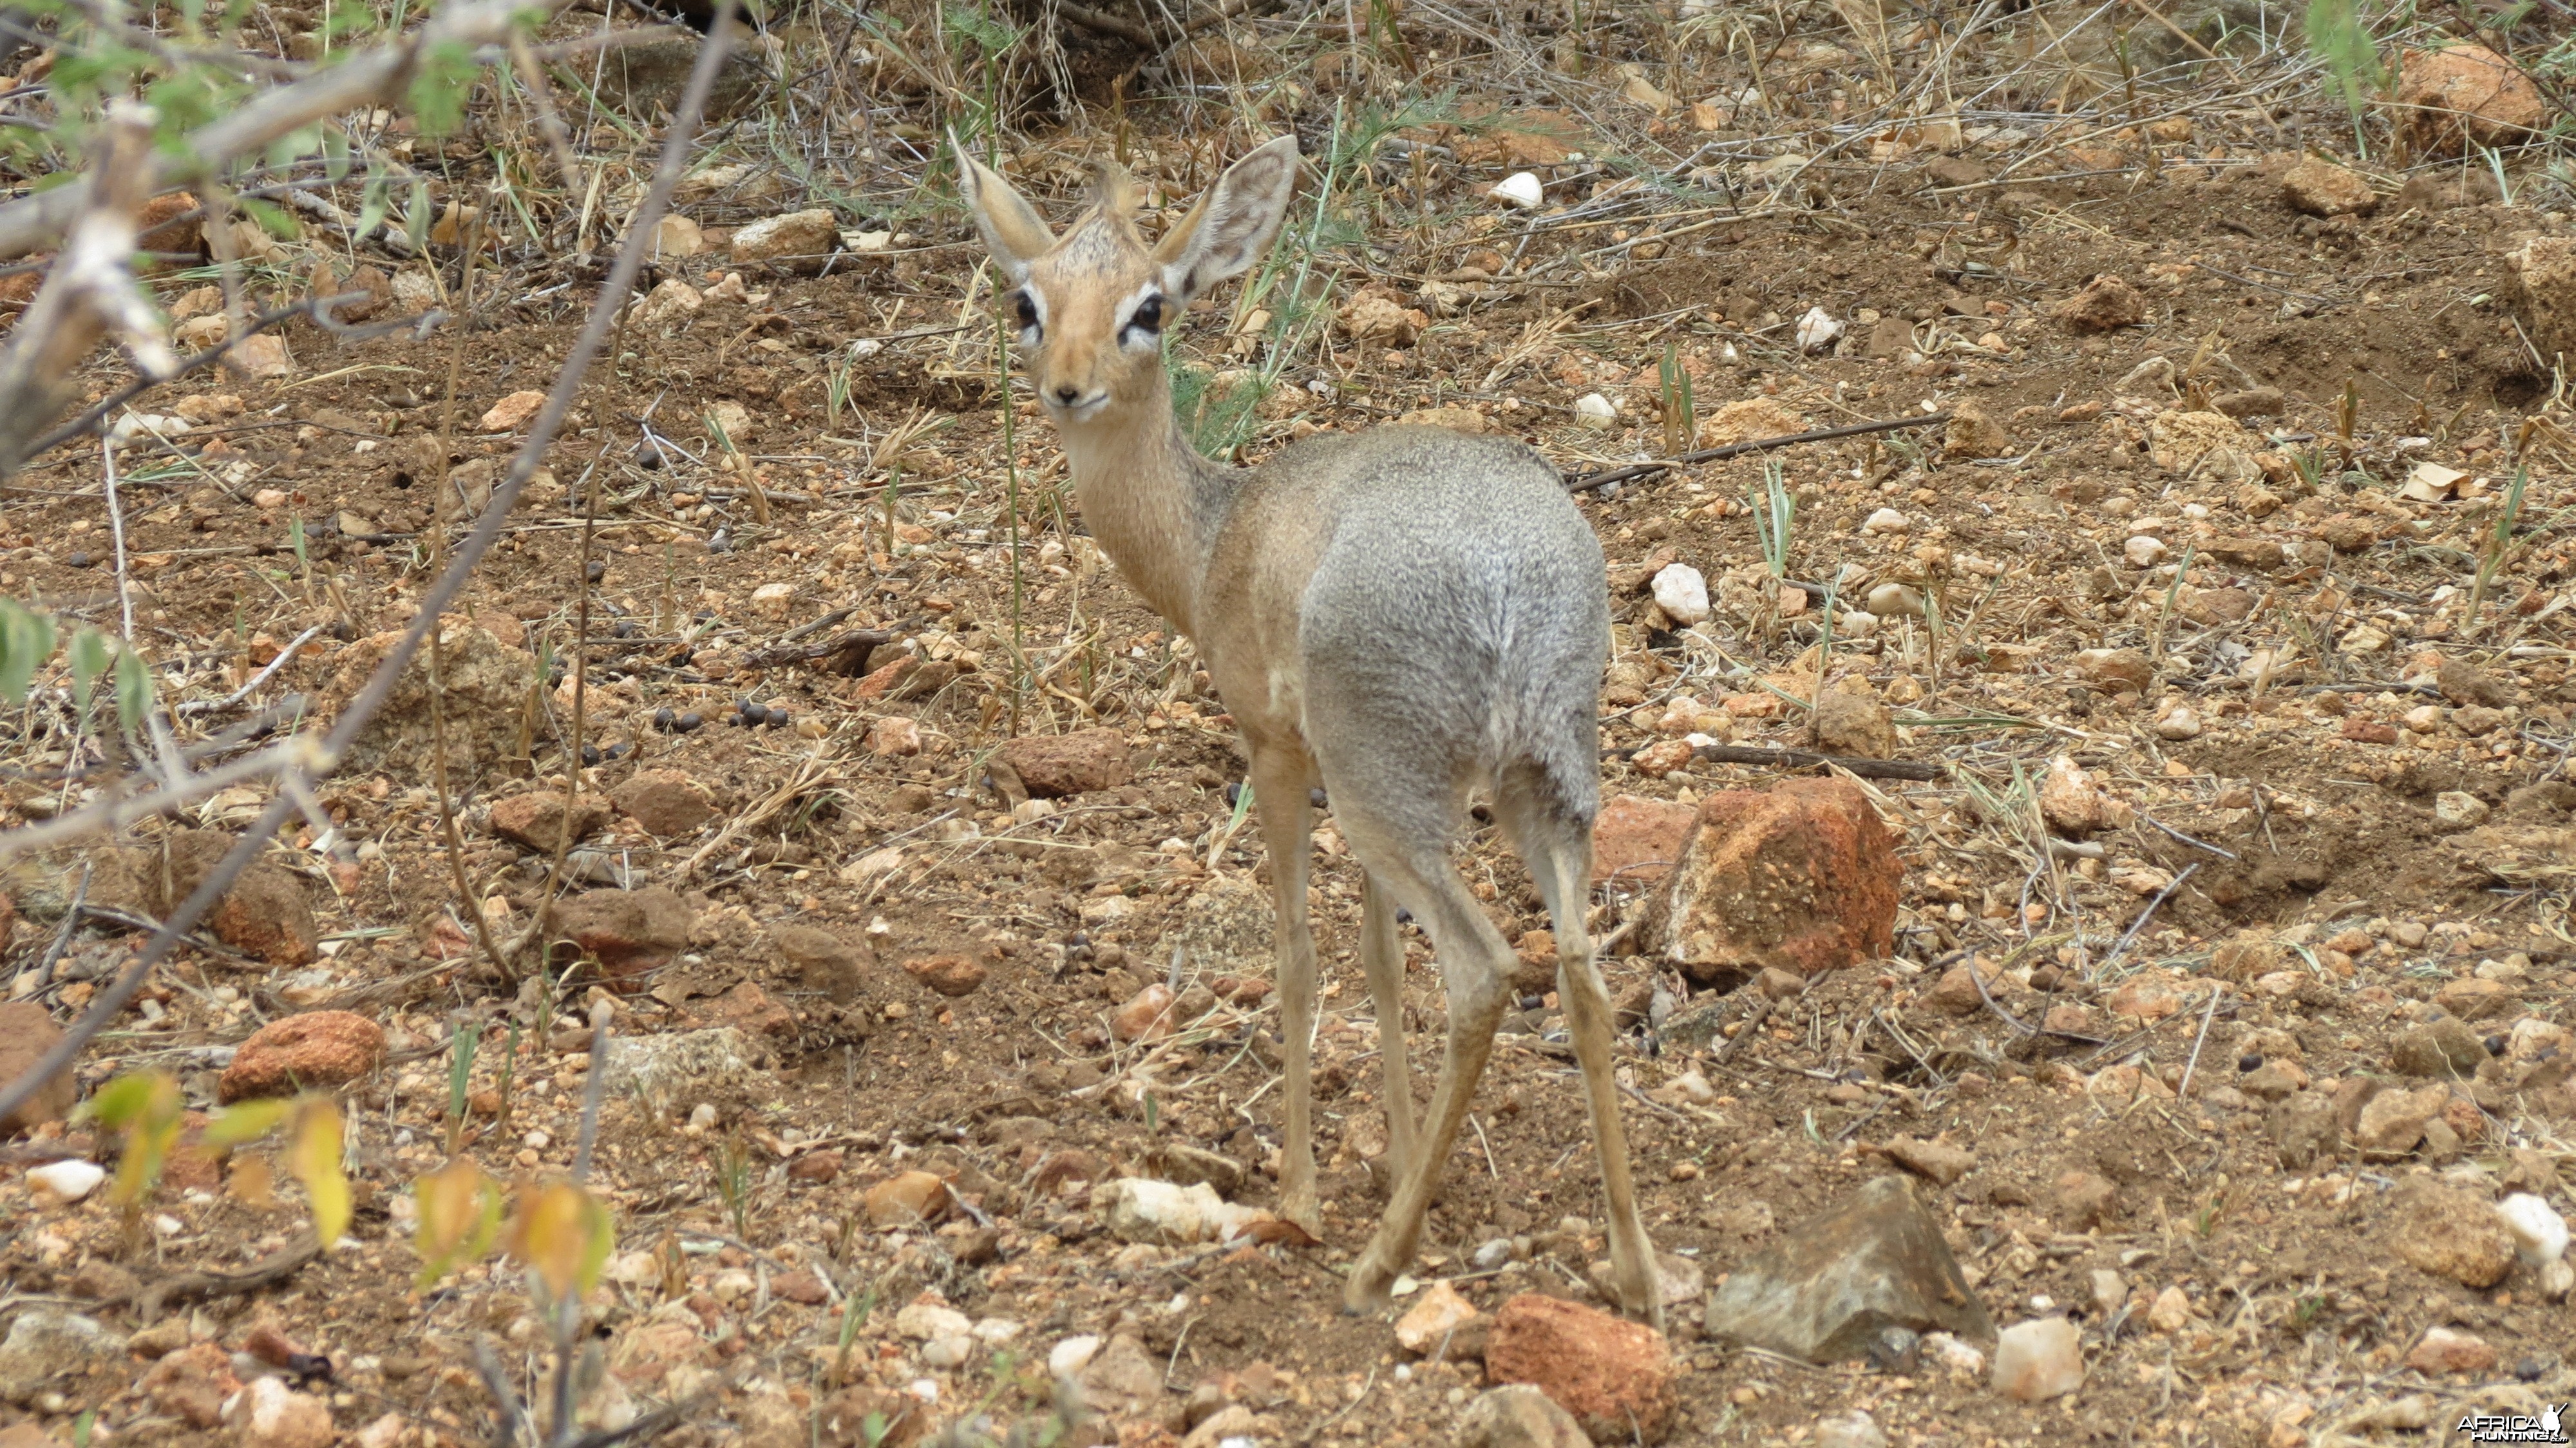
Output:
(1250, 747), (1322, 1237)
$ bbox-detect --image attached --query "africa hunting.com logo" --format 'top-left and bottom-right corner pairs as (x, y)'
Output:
(2459, 1405), (2568, 1443)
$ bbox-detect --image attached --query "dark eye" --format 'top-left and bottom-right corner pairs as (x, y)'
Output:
(1012, 292), (1039, 331)
(1129, 295), (1163, 333)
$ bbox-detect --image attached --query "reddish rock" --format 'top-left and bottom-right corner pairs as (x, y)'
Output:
(998, 729), (1132, 798)
(2435, 976), (2516, 1020)
(2281, 158), (2376, 218)
(1484, 1294), (1678, 1443)
(772, 1268), (831, 1305)
(2389, 1176), (2514, 1286)
(1629, 738), (1696, 778)
(1030, 1148), (1101, 1197)
(240, 1322), (311, 1370)
(2342, 719), (2400, 745)
(864, 1170), (951, 1228)
(140, 1342), (236, 1429)
(545, 887), (694, 982)
(903, 955), (987, 998)
(1113, 984), (1177, 1042)
(867, 716), (923, 757)
(1812, 691), (1896, 759)
(2396, 44), (2545, 155)
(698, 982), (794, 1038)
(853, 656), (920, 702)
(2409, 1326), (2496, 1375)
(136, 191), (204, 261)
(2053, 1170), (2119, 1230)
(611, 770), (714, 837)
(1926, 960), (2013, 1015)
(2053, 274), (2147, 333)
(787, 1149), (844, 1183)
(1591, 794), (1700, 886)
(772, 923), (871, 1003)
(487, 791), (611, 850)
(1642, 777), (1900, 986)
(218, 1010), (386, 1102)
(0, 1002), (76, 1135)
(2438, 655), (2514, 709)
(208, 864), (318, 966)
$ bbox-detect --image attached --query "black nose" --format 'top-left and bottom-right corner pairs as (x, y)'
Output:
(1054, 386), (1081, 405)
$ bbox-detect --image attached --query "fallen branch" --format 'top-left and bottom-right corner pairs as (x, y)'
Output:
(1563, 412), (1954, 493)
(127, 1228), (324, 1323)
(1687, 743), (1942, 781)
(736, 627), (891, 673)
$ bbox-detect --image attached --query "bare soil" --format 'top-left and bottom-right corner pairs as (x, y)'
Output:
(3, 4), (2576, 1445)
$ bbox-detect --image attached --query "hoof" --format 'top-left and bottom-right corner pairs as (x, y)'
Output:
(1342, 1254), (1398, 1317)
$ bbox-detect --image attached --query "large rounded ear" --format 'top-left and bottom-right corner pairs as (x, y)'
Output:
(951, 132), (1056, 283)
(1153, 135), (1299, 307)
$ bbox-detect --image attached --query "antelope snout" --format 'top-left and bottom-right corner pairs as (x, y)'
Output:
(1041, 379), (1108, 419)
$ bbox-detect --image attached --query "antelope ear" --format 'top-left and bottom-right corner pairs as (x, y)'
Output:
(951, 132), (1056, 282)
(1153, 135), (1298, 305)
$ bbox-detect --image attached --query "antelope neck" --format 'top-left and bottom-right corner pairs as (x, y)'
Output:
(1052, 376), (1240, 637)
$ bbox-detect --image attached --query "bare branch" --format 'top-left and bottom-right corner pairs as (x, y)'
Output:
(0, 0), (739, 1139)
(0, 104), (169, 475)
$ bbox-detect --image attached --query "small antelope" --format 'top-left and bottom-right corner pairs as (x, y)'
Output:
(955, 135), (1658, 1324)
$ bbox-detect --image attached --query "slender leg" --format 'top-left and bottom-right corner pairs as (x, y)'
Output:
(1358, 869), (1419, 1188)
(1523, 815), (1662, 1330)
(1343, 870), (1515, 1315)
(1250, 742), (1323, 1237)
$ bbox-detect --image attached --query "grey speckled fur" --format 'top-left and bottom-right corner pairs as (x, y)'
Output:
(1239, 426), (1609, 844)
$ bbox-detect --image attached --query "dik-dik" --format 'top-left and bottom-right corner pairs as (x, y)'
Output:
(955, 134), (1658, 1326)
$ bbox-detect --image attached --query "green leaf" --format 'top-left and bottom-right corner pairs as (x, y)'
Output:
(79, 1071), (173, 1130)
(0, 602), (57, 705)
(200, 1097), (289, 1146)
(354, 175), (390, 241)
(407, 39), (479, 138)
(288, 515), (307, 567)
(68, 630), (106, 711)
(404, 178), (433, 254)
(2306, 0), (2385, 115)
(320, 126), (351, 184)
(80, 1071), (183, 1214)
(113, 644), (151, 734)
(239, 196), (300, 240)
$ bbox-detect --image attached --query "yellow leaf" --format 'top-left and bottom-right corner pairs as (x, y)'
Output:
(413, 1156), (502, 1288)
(285, 1096), (350, 1246)
(506, 1179), (614, 1305)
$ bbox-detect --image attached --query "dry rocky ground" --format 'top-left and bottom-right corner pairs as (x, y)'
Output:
(1, 4), (2574, 1446)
